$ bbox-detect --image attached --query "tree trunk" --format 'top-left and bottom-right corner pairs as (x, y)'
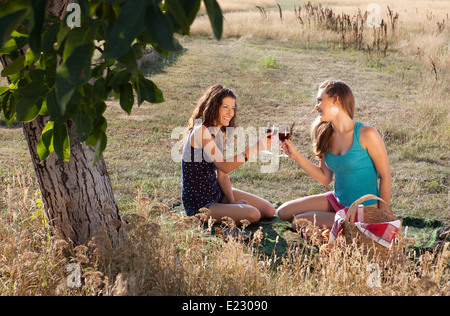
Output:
(1, 0), (126, 247)
(23, 116), (125, 247)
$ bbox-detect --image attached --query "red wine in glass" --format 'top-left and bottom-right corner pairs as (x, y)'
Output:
(266, 122), (273, 139)
(278, 125), (290, 157)
(278, 132), (290, 142)
(262, 122), (274, 154)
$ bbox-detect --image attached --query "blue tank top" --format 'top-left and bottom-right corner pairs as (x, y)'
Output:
(325, 122), (379, 207)
(181, 129), (222, 212)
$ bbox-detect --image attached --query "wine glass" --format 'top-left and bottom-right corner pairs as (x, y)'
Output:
(261, 122), (274, 155)
(278, 124), (290, 157)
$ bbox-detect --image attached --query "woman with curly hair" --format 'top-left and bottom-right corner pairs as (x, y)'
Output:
(181, 85), (275, 224)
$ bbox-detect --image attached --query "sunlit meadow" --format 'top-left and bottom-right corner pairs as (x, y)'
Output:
(0, 0), (448, 295)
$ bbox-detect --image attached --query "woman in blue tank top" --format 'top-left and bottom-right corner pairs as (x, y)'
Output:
(277, 80), (392, 229)
(181, 85), (275, 224)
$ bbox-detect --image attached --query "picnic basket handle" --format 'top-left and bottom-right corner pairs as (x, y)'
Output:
(345, 194), (391, 224)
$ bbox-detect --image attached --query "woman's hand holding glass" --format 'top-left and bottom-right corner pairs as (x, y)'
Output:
(261, 122), (275, 154)
(278, 124), (291, 157)
(258, 130), (273, 152)
(281, 139), (298, 159)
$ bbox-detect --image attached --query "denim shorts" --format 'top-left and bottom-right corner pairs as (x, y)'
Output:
(185, 189), (225, 217)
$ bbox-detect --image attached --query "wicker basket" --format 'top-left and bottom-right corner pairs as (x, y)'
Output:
(342, 194), (403, 263)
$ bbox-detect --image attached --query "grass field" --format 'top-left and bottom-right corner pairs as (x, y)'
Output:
(0, 0), (449, 296)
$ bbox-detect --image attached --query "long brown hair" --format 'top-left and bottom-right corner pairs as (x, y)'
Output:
(311, 80), (355, 159)
(187, 85), (237, 132)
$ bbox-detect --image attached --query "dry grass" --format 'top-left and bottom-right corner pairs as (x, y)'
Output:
(212, 0), (277, 12)
(0, 172), (448, 295)
(193, 0), (450, 77)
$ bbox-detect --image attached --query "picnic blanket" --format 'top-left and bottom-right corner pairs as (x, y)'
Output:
(402, 216), (449, 251)
(169, 205), (449, 261)
(211, 215), (449, 260)
(209, 217), (294, 259)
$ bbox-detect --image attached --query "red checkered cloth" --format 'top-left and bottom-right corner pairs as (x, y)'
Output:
(329, 206), (401, 248)
(329, 206), (363, 242)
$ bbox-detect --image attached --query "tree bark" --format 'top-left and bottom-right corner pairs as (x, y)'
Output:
(1, 0), (126, 247)
(23, 116), (125, 247)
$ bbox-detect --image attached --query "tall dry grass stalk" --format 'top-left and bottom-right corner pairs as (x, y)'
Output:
(1, 168), (448, 295)
(193, 1), (449, 73)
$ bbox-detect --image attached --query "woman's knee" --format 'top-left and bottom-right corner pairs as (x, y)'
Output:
(277, 195), (332, 221)
(276, 205), (287, 221)
(292, 211), (335, 229)
(245, 206), (262, 223)
(276, 201), (296, 221)
(260, 202), (275, 219)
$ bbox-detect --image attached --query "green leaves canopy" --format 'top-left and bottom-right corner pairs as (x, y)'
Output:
(0, 0), (223, 164)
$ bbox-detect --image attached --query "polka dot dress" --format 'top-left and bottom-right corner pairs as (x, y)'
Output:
(181, 129), (221, 215)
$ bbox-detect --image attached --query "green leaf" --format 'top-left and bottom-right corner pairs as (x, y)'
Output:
(144, 1), (177, 51)
(62, 26), (96, 61)
(117, 46), (138, 72)
(84, 115), (107, 165)
(15, 95), (43, 122)
(0, 86), (8, 96)
(37, 120), (54, 161)
(99, 0), (125, 3)
(55, 43), (94, 112)
(91, 59), (115, 78)
(72, 109), (93, 142)
(203, 0), (223, 40)
(16, 81), (49, 97)
(1, 90), (15, 125)
(53, 122), (70, 161)
(54, 23), (70, 52)
(82, 99), (96, 118)
(93, 77), (106, 102)
(27, 69), (56, 87)
(14, 80), (49, 122)
(42, 23), (60, 55)
(183, 0), (201, 25)
(102, 0), (147, 59)
(54, 25), (96, 110)
(93, 131), (107, 166)
(25, 48), (36, 66)
(94, 115), (107, 133)
(136, 77), (164, 105)
(46, 89), (66, 123)
(93, 101), (107, 117)
(1, 55), (26, 77)
(119, 83), (134, 114)
(39, 98), (48, 115)
(165, 0), (190, 35)
(1, 36), (21, 55)
(29, 0), (47, 54)
(0, 0), (30, 49)
(110, 69), (131, 89)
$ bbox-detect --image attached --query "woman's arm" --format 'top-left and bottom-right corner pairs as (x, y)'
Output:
(192, 125), (271, 174)
(217, 169), (235, 203)
(360, 126), (392, 211)
(282, 139), (333, 186)
(217, 170), (249, 204)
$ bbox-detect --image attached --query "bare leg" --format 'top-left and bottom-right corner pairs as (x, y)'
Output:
(226, 188), (275, 219)
(277, 193), (336, 229)
(208, 203), (262, 224)
(291, 211), (336, 229)
(208, 188), (275, 224)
